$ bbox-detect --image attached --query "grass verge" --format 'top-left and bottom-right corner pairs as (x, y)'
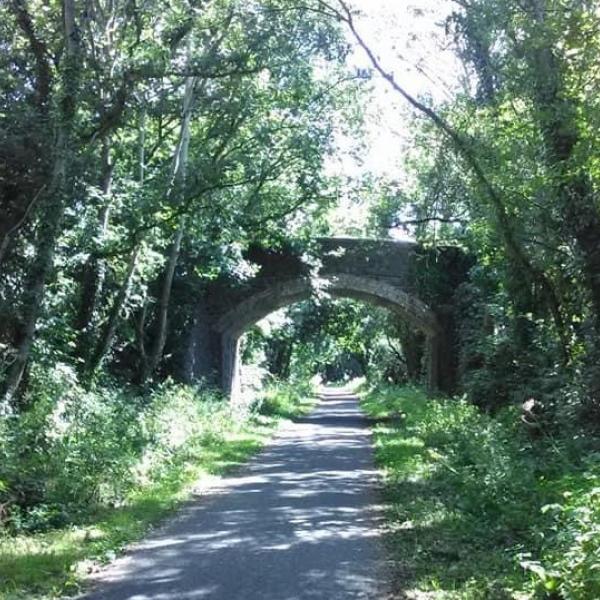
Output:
(361, 385), (600, 600)
(0, 381), (315, 600)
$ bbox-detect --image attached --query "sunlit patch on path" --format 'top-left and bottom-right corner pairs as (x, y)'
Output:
(79, 389), (388, 600)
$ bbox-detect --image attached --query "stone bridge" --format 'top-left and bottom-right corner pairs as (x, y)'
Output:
(180, 237), (469, 399)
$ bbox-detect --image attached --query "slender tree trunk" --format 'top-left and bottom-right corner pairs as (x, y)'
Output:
(140, 216), (186, 382)
(2, 0), (79, 407)
(139, 75), (196, 382)
(75, 142), (114, 363)
(86, 244), (140, 376)
(83, 101), (148, 375)
(136, 291), (149, 375)
(138, 105), (146, 184)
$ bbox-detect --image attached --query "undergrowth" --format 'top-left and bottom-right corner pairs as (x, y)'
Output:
(361, 385), (600, 600)
(0, 366), (313, 599)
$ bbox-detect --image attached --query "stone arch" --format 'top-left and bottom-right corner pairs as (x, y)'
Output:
(214, 274), (443, 401)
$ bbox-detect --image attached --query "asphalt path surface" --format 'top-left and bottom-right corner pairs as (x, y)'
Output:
(80, 389), (387, 600)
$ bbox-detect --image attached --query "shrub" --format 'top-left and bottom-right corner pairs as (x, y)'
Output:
(522, 462), (600, 599)
(362, 384), (600, 599)
(252, 378), (314, 419)
(0, 365), (232, 534)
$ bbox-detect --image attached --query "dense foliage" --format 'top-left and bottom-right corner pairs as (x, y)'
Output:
(0, 1), (347, 594)
(241, 298), (422, 385)
(2, 0), (600, 598)
(353, 0), (600, 418)
(0, 0), (357, 405)
(0, 374), (314, 597)
(362, 385), (600, 599)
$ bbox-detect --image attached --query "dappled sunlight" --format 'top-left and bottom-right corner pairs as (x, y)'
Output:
(80, 393), (388, 600)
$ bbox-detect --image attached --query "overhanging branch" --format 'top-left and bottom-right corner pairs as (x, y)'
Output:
(325, 0), (568, 353)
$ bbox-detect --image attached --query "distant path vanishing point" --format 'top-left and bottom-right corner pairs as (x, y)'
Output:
(80, 389), (388, 600)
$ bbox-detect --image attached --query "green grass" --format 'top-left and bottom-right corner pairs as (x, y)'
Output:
(0, 382), (315, 600)
(361, 385), (600, 600)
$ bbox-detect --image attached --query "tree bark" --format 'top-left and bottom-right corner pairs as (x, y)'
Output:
(139, 75), (196, 382)
(86, 244), (140, 376)
(75, 142), (114, 363)
(140, 216), (186, 382)
(2, 0), (80, 407)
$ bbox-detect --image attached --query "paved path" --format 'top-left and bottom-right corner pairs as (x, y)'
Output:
(81, 389), (387, 600)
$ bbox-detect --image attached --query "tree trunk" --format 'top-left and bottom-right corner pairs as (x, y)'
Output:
(139, 75), (196, 382)
(2, 0), (80, 407)
(75, 142), (113, 363)
(139, 217), (186, 382)
(2, 197), (65, 405)
(83, 103), (147, 375)
(86, 244), (140, 376)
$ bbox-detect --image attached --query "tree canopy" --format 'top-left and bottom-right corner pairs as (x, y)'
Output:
(1, 1), (600, 597)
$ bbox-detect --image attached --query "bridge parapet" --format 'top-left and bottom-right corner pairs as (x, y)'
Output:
(316, 237), (417, 283)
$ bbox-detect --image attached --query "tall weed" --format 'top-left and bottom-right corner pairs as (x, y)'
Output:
(362, 385), (600, 599)
(0, 365), (232, 533)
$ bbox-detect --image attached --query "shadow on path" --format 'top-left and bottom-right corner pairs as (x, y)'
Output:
(79, 390), (388, 600)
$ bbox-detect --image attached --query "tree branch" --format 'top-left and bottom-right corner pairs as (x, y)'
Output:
(393, 216), (468, 227)
(10, 0), (52, 113)
(328, 0), (568, 353)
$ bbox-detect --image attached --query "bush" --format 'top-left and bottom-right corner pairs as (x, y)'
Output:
(413, 398), (538, 532)
(0, 370), (311, 598)
(252, 378), (314, 420)
(0, 364), (232, 534)
(522, 462), (600, 599)
(362, 384), (600, 599)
